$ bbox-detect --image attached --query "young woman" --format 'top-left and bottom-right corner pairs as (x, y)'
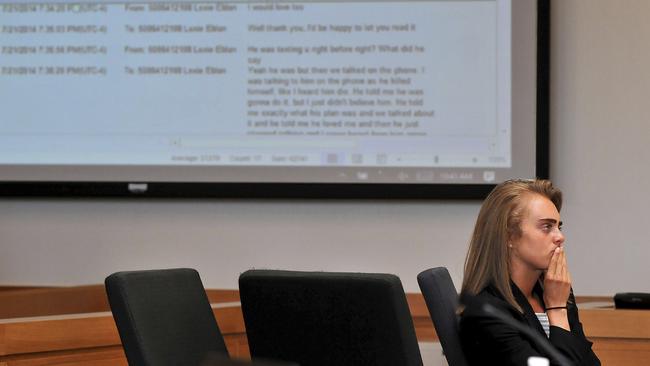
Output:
(459, 179), (600, 365)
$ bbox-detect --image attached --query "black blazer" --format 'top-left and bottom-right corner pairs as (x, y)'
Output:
(459, 282), (600, 366)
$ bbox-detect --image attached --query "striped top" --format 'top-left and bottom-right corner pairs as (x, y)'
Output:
(535, 312), (551, 337)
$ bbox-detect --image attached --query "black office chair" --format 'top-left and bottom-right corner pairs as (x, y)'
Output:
(417, 267), (469, 366)
(105, 268), (228, 366)
(239, 270), (423, 366)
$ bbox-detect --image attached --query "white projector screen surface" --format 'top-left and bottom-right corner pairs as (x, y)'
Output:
(0, 0), (543, 192)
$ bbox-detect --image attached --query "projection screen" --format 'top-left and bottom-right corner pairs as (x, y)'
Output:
(0, 0), (549, 198)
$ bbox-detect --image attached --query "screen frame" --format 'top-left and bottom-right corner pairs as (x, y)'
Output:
(0, 0), (550, 199)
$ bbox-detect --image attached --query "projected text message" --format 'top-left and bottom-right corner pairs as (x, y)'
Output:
(0, 1), (507, 168)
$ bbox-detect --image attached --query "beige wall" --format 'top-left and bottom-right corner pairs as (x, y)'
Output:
(1, 0), (649, 295)
(550, 0), (650, 294)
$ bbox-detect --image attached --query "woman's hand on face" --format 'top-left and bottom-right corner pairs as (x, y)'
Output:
(543, 246), (572, 308)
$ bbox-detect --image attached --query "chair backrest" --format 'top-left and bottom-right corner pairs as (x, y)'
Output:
(417, 267), (469, 366)
(105, 268), (228, 366)
(239, 270), (423, 366)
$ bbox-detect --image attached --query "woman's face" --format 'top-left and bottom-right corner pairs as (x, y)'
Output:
(509, 194), (565, 271)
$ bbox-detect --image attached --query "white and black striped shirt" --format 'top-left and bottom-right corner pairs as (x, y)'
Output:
(535, 312), (551, 337)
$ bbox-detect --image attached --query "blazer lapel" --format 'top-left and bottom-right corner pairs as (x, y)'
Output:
(510, 282), (548, 338)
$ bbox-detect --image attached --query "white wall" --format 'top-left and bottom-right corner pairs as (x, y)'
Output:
(0, 198), (477, 292)
(1, 0), (649, 295)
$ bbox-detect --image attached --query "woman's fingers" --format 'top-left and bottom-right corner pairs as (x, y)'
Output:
(560, 247), (571, 284)
(544, 247), (572, 308)
(548, 247), (560, 275)
(558, 248), (566, 279)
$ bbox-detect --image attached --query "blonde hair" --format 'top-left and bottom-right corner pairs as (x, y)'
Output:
(461, 179), (562, 312)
